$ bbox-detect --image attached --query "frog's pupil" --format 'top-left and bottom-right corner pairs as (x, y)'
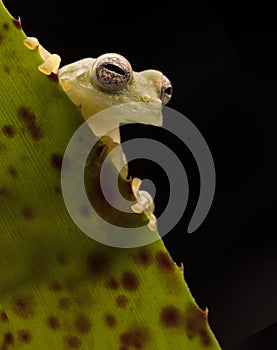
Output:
(103, 64), (125, 76)
(164, 86), (172, 96)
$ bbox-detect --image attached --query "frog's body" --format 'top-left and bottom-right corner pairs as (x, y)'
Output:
(23, 37), (173, 231)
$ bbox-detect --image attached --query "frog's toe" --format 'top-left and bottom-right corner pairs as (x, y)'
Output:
(131, 178), (157, 230)
(23, 37), (39, 50)
(38, 54), (61, 75)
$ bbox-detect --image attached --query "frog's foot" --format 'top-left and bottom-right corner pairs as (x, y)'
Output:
(131, 178), (157, 231)
(24, 37), (61, 75)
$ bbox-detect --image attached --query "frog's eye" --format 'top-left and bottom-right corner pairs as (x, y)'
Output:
(161, 75), (173, 105)
(91, 54), (132, 91)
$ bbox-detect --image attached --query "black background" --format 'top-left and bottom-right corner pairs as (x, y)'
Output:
(3, 1), (277, 349)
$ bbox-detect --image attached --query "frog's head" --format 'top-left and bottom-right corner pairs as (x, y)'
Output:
(58, 53), (172, 127)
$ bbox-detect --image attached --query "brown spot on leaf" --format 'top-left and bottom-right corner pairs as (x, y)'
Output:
(3, 23), (9, 30)
(48, 280), (62, 292)
(18, 106), (42, 141)
(199, 328), (212, 347)
(156, 251), (175, 273)
(8, 166), (18, 179)
(74, 313), (91, 334)
(54, 185), (62, 194)
(46, 316), (60, 330)
(2, 125), (15, 138)
(87, 252), (110, 276)
(120, 326), (150, 349)
(17, 329), (31, 343)
(3, 65), (10, 73)
(121, 271), (139, 292)
(184, 303), (211, 347)
(0, 187), (8, 196)
(3, 332), (14, 347)
(64, 336), (81, 349)
(160, 305), (182, 328)
(106, 277), (119, 290)
(0, 311), (8, 322)
(12, 17), (22, 29)
(50, 154), (63, 171)
(21, 206), (34, 220)
(134, 248), (153, 267)
(11, 295), (35, 319)
(56, 253), (67, 265)
(116, 295), (128, 308)
(104, 313), (116, 328)
(58, 297), (71, 310)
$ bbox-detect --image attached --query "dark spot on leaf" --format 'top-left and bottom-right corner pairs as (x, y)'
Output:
(11, 295), (35, 319)
(116, 295), (128, 308)
(87, 252), (110, 277)
(48, 280), (62, 292)
(184, 303), (211, 347)
(2, 125), (15, 138)
(160, 305), (182, 328)
(56, 253), (67, 265)
(3, 65), (10, 73)
(18, 106), (42, 141)
(74, 313), (91, 334)
(58, 297), (71, 310)
(3, 332), (14, 346)
(21, 206), (34, 220)
(12, 17), (22, 29)
(0, 311), (8, 322)
(47, 316), (60, 330)
(17, 329), (31, 343)
(50, 154), (63, 171)
(121, 271), (139, 292)
(105, 277), (119, 290)
(134, 248), (153, 267)
(120, 326), (150, 349)
(104, 313), (116, 328)
(54, 185), (62, 194)
(199, 328), (212, 347)
(156, 251), (175, 273)
(0, 187), (8, 196)
(3, 23), (9, 30)
(8, 166), (18, 179)
(64, 336), (81, 349)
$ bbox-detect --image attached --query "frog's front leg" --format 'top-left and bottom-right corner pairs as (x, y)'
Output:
(24, 37), (61, 75)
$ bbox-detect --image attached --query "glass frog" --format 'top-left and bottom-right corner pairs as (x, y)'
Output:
(24, 37), (173, 231)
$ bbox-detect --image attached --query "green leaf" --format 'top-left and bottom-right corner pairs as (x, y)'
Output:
(0, 2), (221, 349)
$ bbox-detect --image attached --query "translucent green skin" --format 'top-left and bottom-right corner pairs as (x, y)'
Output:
(58, 58), (164, 118)
(58, 58), (166, 145)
